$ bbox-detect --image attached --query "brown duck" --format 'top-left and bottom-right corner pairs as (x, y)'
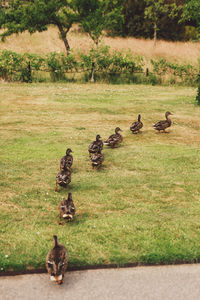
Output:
(104, 127), (123, 148)
(88, 135), (103, 156)
(58, 193), (75, 225)
(55, 169), (71, 192)
(130, 114), (143, 134)
(90, 151), (104, 169)
(46, 235), (68, 285)
(60, 148), (73, 171)
(153, 111), (173, 133)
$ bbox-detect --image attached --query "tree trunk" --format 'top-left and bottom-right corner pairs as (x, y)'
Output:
(153, 22), (157, 48)
(57, 23), (70, 55)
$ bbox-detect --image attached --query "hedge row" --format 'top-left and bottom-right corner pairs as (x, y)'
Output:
(0, 47), (199, 85)
(0, 47), (144, 82)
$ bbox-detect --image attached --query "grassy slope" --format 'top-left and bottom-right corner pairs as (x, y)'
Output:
(0, 26), (200, 66)
(0, 83), (200, 272)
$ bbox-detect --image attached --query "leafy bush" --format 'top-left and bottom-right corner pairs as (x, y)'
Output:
(79, 46), (144, 82)
(0, 50), (23, 81)
(151, 58), (198, 85)
(196, 85), (200, 105)
(0, 48), (198, 86)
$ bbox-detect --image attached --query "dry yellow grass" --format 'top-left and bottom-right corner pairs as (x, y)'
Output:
(0, 25), (200, 66)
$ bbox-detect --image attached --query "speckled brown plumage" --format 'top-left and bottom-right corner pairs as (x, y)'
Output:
(104, 127), (123, 148)
(90, 152), (104, 169)
(46, 235), (68, 285)
(88, 135), (103, 156)
(58, 193), (75, 225)
(130, 114), (143, 134)
(153, 111), (173, 133)
(60, 148), (73, 171)
(55, 169), (71, 192)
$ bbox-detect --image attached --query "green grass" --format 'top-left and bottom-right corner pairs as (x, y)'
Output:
(0, 83), (200, 272)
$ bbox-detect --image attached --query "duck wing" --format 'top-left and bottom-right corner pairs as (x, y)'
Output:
(88, 141), (100, 154)
(56, 170), (71, 187)
(90, 153), (104, 166)
(130, 121), (143, 132)
(153, 120), (170, 131)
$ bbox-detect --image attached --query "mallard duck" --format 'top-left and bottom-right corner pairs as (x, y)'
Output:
(153, 111), (173, 133)
(88, 134), (103, 156)
(60, 148), (73, 171)
(130, 114), (143, 134)
(90, 152), (104, 169)
(58, 193), (75, 224)
(55, 169), (71, 192)
(46, 235), (68, 285)
(104, 127), (123, 148)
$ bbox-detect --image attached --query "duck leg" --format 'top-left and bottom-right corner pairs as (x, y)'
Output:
(163, 129), (169, 133)
(55, 180), (59, 192)
(59, 212), (62, 225)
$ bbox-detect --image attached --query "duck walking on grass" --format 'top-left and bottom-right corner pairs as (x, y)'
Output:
(104, 127), (123, 148)
(88, 135), (103, 156)
(90, 151), (104, 169)
(153, 111), (173, 133)
(55, 169), (71, 192)
(60, 148), (73, 171)
(46, 235), (68, 285)
(130, 114), (143, 134)
(58, 193), (75, 225)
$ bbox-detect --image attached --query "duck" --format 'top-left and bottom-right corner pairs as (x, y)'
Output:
(46, 235), (68, 285)
(88, 134), (103, 156)
(153, 111), (173, 133)
(55, 169), (71, 192)
(90, 151), (104, 169)
(104, 127), (123, 148)
(130, 114), (143, 134)
(58, 193), (75, 224)
(60, 148), (73, 171)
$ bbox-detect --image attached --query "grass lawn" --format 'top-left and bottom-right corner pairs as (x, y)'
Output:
(0, 82), (200, 272)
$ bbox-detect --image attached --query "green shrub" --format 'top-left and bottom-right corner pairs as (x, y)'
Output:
(151, 58), (198, 86)
(0, 48), (198, 86)
(196, 85), (200, 105)
(79, 46), (144, 82)
(0, 50), (23, 81)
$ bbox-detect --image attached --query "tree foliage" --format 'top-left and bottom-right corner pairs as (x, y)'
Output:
(0, 0), (199, 49)
(0, 0), (78, 54)
(76, 0), (123, 46)
(182, 0), (200, 34)
(144, 0), (180, 46)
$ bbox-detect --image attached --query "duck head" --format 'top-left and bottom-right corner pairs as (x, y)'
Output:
(96, 134), (101, 141)
(66, 148), (72, 155)
(115, 127), (122, 133)
(165, 111), (173, 118)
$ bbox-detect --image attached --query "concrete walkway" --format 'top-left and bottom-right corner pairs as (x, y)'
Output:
(1, 264), (200, 300)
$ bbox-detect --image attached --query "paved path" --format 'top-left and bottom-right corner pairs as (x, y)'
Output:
(1, 264), (200, 300)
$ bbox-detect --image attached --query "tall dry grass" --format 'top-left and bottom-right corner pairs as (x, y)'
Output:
(0, 25), (200, 66)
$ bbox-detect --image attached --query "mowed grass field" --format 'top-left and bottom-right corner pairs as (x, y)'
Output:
(0, 82), (200, 272)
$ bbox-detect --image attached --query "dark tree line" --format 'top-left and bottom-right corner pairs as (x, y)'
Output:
(113, 0), (198, 41)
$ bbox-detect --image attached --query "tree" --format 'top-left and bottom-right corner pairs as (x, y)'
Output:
(76, 0), (123, 47)
(181, 0), (200, 35)
(144, 0), (179, 47)
(0, 0), (78, 54)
